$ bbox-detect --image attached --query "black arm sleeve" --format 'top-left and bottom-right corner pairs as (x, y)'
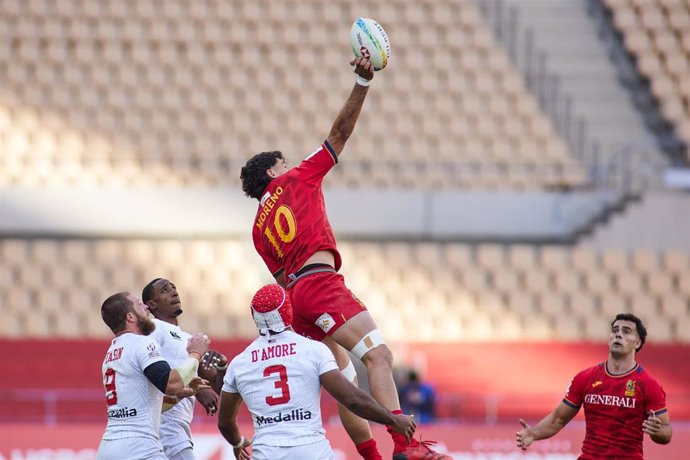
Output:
(144, 361), (172, 394)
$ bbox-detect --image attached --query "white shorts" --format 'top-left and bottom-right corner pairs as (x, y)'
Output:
(252, 438), (334, 460)
(97, 438), (167, 460)
(159, 418), (194, 459)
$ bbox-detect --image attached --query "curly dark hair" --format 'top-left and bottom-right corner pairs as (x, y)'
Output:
(240, 151), (284, 199)
(612, 313), (647, 352)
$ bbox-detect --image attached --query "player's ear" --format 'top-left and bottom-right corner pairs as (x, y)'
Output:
(266, 168), (275, 178)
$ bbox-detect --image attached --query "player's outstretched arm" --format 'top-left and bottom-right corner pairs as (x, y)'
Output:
(516, 403), (578, 451)
(325, 57), (375, 157)
(320, 369), (416, 442)
(643, 411), (672, 444)
(218, 391), (252, 459)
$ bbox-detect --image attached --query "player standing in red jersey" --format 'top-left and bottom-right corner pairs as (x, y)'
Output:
(516, 313), (672, 459)
(240, 57), (451, 460)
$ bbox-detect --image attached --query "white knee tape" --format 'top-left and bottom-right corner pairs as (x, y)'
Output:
(350, 329), (386, 360)
(340, 359), (357, 382)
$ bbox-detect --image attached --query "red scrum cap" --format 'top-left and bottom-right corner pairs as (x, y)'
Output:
(251, 284), (293, 333)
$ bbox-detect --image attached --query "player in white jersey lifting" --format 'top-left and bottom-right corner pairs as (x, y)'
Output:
(143, 278), (229, 460)
(217, 284), (416, 460)
(97, 292), (210, 460)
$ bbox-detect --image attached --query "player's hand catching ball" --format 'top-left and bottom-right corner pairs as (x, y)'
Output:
(351, 57), (374, 82)
(201, 350), (228, 372)
(187, 333), (211, 359)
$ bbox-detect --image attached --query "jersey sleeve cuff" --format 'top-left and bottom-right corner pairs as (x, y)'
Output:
(323, 140), (338, 164)
(272, 268), (285, 278)
(562, 398), (580, 409)
(650, 408), (668, 416)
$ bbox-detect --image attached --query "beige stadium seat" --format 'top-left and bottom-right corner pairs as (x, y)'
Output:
(507, 292), (538, 316)
(615, 271), (645, 296)
(624, 29), (654, 54)
(675, 271), (690, 297)
(640, 5), (668, 31)
(631, 250), (660, 275)
(598, 293), (629, 318)
(522, 315), (554, 340)
(584, 271), (614, 297)
(628, 293), (659, 317)
(492, 270), (523, 296)
(672, 315), (690, 342)
(0, 309), (23, 338)
(601, 249), (629, 274)
(15, 265), (46, 290)
(475, 291), (508, 316)
(539, 246), (570, 272)
(523, 270), (552, 297)
(645, 270), (676, 297)
(204, 313), (237, 339)
(30, 240), (60, 265)
(507, 245), (538, 270)
(645, 317), (674, 343)
(570, 248), (598, 273)
(637, 52), (664, 78)
(53, 313), (83, 338)
(24, 313), (53, 338)
(461, 313), (493, 341)
(552, 314), (585, 341)
(652, 30), (680, 54)
(64, 290), (95, 314)
(663, 250), (688, 274)
(491, 311), (524, 340)
(659, 293), (688, 320)
(553, 270), (583, 296)
(569, 292), (598, 316)
(537, 292), (569, 316)
(476, 245), (505, 270)
(461, 269), (490, 294)
(1, 239), (30, 265)
(582, 315), (612, 341)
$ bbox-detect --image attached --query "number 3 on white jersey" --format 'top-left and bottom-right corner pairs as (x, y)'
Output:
(264, 364), (291, 406)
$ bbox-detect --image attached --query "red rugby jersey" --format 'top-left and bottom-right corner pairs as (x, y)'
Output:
(252, 142), (342, 278)
(563, 362), (667, 459)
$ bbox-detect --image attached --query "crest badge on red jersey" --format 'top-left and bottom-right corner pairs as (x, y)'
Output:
(625, 379), (636, 397)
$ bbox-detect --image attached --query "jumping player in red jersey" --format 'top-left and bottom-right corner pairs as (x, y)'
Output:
(240, 57), (451, 460)
(516, 313), (672, 459)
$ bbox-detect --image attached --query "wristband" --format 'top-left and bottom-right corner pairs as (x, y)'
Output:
(356, 76), (371, 87)
(232, 435), (245, 449)
(216, 361), (228, 371)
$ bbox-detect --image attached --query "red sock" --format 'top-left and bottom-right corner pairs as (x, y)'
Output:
(387, 409), (410, 454)
(356, 438), (383, 460)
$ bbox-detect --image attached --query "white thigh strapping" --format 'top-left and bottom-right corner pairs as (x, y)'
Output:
(350, 329), (386, 360)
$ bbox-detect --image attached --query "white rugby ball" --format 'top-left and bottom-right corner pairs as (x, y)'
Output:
(350, 18), (391, 71)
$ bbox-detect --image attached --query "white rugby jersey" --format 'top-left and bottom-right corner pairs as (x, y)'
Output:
(151, 319), (195, 424)
(222, 329), (338, 447)
(101, 332), (166, 440)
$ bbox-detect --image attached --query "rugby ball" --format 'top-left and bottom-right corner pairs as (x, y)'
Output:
(350, 18), (391, 71)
